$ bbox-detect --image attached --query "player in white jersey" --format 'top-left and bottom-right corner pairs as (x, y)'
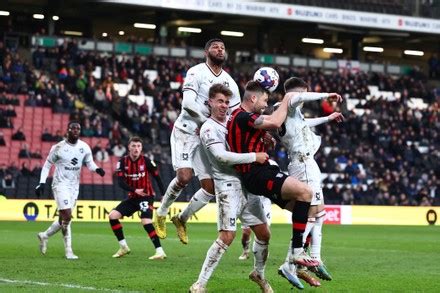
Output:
(277, 77), (343, 284)
(155, 38), (241, 244)
(35, 122), (105, 259)
(190, 84), (273, 293)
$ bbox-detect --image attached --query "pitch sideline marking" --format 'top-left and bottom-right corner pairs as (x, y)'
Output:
(0, 278), (141, 292)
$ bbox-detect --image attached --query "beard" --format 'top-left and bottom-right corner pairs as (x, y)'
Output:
(208, 51), (225, 66)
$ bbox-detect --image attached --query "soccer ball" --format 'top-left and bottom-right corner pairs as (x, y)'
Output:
(253, 67), (279, 92)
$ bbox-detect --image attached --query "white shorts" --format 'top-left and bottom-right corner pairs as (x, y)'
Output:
(242, 194), (272, 228)
(288, 157), (324, 206)
(52, 185), (79, 210)
(215, 180), (266, 232)
(170, 127), (212, 180)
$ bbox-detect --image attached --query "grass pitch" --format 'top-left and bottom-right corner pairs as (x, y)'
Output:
(0, 221), (439, 292)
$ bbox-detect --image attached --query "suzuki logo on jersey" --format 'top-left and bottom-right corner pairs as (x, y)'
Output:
(140, 165), (145, 171)
(71, 158), (78, 165)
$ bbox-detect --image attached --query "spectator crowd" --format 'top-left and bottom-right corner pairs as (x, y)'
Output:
(0, 39), (438, 206)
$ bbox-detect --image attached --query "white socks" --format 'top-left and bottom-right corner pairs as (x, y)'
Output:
(303, 217), (316, 246)
(311, 211), (325, 261)
(119, 239), (128, 248)
(63, 223), (72, 253)
(197, 239), (228, 286)
(156, 247), (165, 254)
(157, 178), (185, 217)
(44, 220), (62, 237)
(252, 239), (269, 278)
(179, 188), (215, 223)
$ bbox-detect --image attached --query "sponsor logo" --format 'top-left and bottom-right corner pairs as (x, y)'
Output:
(23, 202), (39, 221)
(64, 166), (80, 171)
(71, 158), (78, 165)
(324, 206), (341, 224)
(427, 210), (437, 225)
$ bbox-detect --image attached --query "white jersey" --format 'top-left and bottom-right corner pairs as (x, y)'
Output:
(199, 118), (238, 182)
(281, 106), (321, 158)
(41, 139), (97, 188)
(174, 62), (240, 134)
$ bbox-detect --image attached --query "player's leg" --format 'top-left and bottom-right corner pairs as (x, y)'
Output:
(174, 146), (214, 244)
(62, 189), (80, 260)
(280, 177), (319, 267)
(309, 203), (333, 281)
(49, 187), (77, 259)
(155, 128), (198, 238)
(59, 208), (76, 259)
(190, 181), (239, 291)
(37, 219), (62, 255)
(109, 200), (132, 258)
(37, 186), (63, 255)
(140, 200), (166, 260)
(239, 226), (251, 260)
(243, 194), (273, 293)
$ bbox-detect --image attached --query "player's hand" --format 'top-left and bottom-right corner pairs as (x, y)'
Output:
(263, 133), (276, 149)
(328, 112), (344, 123)
(96, 168), (105, 177)
(35, 183), (45, 197)
(327, 93), (343, 103)
(255, 152), (269, 164)
(134, 189), (148, 197)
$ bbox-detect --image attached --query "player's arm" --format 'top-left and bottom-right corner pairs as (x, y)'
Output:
(208, 143), (268, 165)
(39, 146), (56, 184)
(248, 92), (292, 130)
(200, 127), (268, 165)
(181, 68), (207, 125)
(36, 145), (57, 196)
(305, 112), (345, 127)
(84, 145), (105, 176)
(115, 159), (136, 192)
(289, 92), (343, 109)
(181, 90), (207, 125)
(145, 158), (165, 195)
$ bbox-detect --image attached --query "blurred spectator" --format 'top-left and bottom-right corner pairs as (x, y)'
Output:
(32, 162), (42, 177)
(12, 127), (26, 141)
(53, 130), (64, 141)
(1, 174), (15, 189)
(95, 145), (109, 162)
(31, 149), (42, 159)
(18, 142), (32, 158)
(112, 142), (126, 158)
(41, 128), (53, 141)
(4, 105), (16, 117)
(21, 162), (32, 176)
(0, 131), (5, 146)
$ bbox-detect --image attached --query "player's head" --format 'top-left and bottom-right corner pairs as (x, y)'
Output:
(284, 77), (308, 93)
(243, 80), (270, 113)
(67, 121), (81, 143)
(128, 136), (143, 159)
(208, 83), (232, 121)
(205, 38), (225, 66)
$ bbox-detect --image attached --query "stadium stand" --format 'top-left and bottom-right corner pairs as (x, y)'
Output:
(0, 36), (438, 206)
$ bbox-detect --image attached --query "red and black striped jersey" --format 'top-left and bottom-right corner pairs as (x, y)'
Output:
(116, 155), (160, 198)
(226, 107), (267, 173)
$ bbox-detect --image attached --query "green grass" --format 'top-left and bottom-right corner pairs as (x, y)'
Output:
(0, 221), (439, 292)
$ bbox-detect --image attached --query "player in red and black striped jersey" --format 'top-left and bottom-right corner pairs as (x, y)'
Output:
(108, 136), (167, 260)
(226, 81), (320, 269)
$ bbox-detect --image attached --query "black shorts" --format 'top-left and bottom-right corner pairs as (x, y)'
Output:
(240, 163), (290, 209)
(114, 197), (154, 219)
